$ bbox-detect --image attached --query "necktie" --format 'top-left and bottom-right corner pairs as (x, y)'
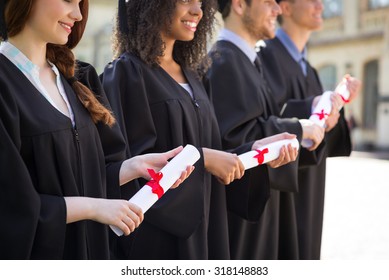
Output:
(300, 57), (307, 76)
(254, 56), (264, 78)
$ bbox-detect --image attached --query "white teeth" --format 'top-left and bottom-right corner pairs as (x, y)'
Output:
(183, 21), (197, 28)
(59, 22), (71, 30)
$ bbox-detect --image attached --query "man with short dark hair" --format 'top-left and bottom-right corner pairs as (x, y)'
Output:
(204, 0), (326, 259)
(260, 0), (360, 259)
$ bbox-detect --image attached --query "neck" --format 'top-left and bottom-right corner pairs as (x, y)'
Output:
(8, 32), (48, 68)
(224, 18), (257, 48)
(280, 23), (311, 52)
(158, 35), (176, 67)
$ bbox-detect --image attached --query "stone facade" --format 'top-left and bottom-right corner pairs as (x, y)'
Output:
(74, 0), (116, 73)
(309, 0), (389, 149)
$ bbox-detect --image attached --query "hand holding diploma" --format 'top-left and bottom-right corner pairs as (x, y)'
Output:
(301, 75), (360, 148)
(111, 144), (200, 236)
(239, 133), (299, 170)
(203, 148), (245, 186)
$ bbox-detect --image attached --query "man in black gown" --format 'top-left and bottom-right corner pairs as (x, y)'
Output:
(259, 0), (360, 259)
(204, 0), (326, 259)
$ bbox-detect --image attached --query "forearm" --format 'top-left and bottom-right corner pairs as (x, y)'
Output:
(64, 197), (97, 224)
(118, 157), (141, 186)
(202, 147), (213, 171)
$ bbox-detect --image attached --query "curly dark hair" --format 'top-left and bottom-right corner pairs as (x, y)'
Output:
(113, 0), (217, 72)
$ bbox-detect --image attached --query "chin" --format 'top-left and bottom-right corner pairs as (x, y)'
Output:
(311, 23), (323, 31)
(263, 31), (275, 40)
(178, 35), (195, 42)
(49, 36), (69, 46)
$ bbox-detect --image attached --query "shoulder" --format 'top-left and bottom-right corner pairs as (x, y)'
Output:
(0, 54), (16, 78)
(75, 60), (99, 81)
(263, 37), (283, 51)
(102, 52), (150, 80)
(0, 55), (19, 101)
(106, 52), (145, 70)
(208, 41), (242, 64)
(207, 41), (246, 78)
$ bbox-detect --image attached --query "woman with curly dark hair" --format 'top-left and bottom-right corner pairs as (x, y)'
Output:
(101, 0), (246, 260)
(101, 0), (296, 259)
(112, 0), (215, 73)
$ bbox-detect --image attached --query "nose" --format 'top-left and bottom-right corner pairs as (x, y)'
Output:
(189, 1), (203, 18)
(71, 3), (83, 22)
(274, 1), (282, 16)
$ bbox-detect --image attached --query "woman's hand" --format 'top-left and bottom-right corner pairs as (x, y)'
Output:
(170, 165), (195, 189)
(91, 199), (144, 236)
(252, 133), (298, 168)
(64, 197), (144, 236)
(203, 148), (245, 185)
(266, 143), (298, 168)
(119, 146), (194, 187)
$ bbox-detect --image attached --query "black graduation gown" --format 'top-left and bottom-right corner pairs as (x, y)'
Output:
(0, 55), (126, 259)
(101, 52), (255, 259)
(204, 41), (304, 259)
(260, 37), (352, 259)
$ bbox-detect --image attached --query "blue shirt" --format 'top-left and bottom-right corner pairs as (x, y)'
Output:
(218, 28), (257, 65)
(276, 28), (307, 76)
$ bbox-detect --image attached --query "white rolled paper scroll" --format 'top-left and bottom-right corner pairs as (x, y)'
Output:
(238, 138), (300, 170)
(335, 78), (351, 104)
(301, 79), (350, 148)
(110, 144), (200, 236)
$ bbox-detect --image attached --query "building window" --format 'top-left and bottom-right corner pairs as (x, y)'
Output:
(318, 65), (337, 91)
(362, 60), (379, 129)
(323, 0), (343, 18)
(369, 0), (389, 9)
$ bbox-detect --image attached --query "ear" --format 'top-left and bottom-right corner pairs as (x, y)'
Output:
(230, 0), (247, 16)
(278, 1), (292, 17)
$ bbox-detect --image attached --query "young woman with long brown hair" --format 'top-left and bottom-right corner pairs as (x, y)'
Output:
(0, 0), (191, 259)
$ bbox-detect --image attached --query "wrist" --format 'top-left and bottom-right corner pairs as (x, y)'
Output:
(119, 157), (140, 186)
(202, 148), (210, 170)
(87, 197), (98, 221)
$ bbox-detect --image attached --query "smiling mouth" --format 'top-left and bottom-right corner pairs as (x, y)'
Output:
(183, 21), (198, 31)
(59, 22), (73, 33)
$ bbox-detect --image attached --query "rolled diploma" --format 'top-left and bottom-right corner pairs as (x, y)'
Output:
(110, 144), (201, 236)
(239, 138), (300, 170)
(302, 82), (350, 148)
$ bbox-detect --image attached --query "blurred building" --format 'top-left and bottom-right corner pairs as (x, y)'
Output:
(74, 0), (116, 73)
(309, 0), (389, 150)
(81, 0), (389, 150)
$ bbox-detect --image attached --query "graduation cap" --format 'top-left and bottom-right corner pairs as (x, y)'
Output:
(118, 0), (129, 35)
(0, 0), (7, 40)
(217, 0), (229, 13)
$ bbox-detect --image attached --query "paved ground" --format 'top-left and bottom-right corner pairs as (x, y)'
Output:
(321, 151), (389, 259)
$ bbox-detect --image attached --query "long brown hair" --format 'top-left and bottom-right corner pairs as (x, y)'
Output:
(3, 0), (115, 126)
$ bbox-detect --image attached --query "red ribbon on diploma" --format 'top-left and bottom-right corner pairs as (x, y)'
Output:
(146, 169), (164, 199)
(340, 95), (350, 104)
(313, 109), (329, 120)
(253, 148), (269, 165)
